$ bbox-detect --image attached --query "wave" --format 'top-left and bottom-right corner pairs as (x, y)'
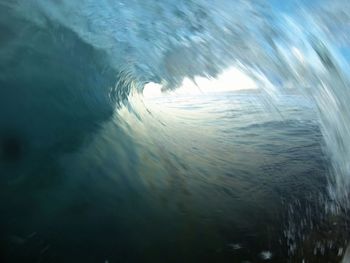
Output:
(3, 0), (349, 204)
(1, 0), (350, 261)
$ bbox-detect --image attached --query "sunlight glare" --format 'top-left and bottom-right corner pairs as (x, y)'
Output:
(143, 67), (257, 98)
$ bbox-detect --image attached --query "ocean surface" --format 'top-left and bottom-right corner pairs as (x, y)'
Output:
(1, 90), (345, 262)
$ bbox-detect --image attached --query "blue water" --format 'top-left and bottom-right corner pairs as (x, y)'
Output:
(1, 0), (350, 262)
(1, 90), (339, 262)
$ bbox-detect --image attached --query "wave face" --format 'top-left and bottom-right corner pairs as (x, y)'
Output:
(9, 0), (349, 205)
(1, 0), (350, 262)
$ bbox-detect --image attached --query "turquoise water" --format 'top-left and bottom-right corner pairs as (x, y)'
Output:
(1, 91), (339, 262)
(1, 0), (350, 261)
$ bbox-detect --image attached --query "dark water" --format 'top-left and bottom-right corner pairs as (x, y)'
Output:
(1, 91), (341, 263)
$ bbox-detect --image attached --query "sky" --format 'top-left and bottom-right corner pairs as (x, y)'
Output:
(143, 67), (257, 98)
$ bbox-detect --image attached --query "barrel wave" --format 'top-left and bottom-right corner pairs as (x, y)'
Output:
(0, 0), (350, 262)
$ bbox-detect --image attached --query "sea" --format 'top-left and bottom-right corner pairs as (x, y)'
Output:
(1, 0), (350, 262)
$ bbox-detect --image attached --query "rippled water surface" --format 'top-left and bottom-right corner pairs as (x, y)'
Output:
(2, 91), (343, 262)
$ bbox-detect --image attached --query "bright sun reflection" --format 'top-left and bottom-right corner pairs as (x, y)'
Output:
(143, 67), (257, 98)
